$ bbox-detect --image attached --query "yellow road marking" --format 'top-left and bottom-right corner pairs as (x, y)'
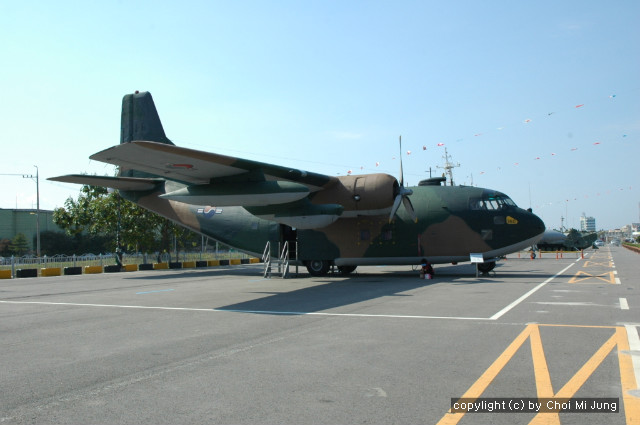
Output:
(529, 325), (561, 424)
(437, 324), (639, 424)
(583, 260), (614, 268)
(617, 327), (640, 425)
(530, 325), (554, 398)
(568, 270), (617, 284)
(437, 325), (534, 425)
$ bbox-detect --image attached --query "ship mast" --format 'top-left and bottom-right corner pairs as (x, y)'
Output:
(437, 148), (460, 186)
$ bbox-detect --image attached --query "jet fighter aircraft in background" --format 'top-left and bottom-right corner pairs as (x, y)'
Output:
(51, 92), (545, 276)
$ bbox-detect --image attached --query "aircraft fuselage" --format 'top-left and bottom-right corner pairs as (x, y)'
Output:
(122, 181), (545, 275)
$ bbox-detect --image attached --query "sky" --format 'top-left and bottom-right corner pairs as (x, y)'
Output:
(1, 0), (638, 231)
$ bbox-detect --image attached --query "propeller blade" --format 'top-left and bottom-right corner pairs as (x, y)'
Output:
(389, 135), (418, 223)
(389, 194), (402, 223)
(402, 196), (418, 223)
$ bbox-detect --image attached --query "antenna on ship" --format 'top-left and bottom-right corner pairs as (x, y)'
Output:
(437, 148), (460, 186)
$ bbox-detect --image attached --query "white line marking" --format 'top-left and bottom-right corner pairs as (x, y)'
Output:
(0, 300), (487, 320)
(620, 298), (629, 310)
(616, 277), (621, 285)
(489, 263), (576, 320)
(624, 324), (640, 389)
(0, 300), (215, 312)
(215, 307), (487, 320)
(0, 263), (583, 322)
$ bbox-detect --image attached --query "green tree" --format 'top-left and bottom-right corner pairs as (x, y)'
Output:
(9, 233), (30, 256)
(53, 185), (181, 253)
(38, 231), (111, 256)
(0, 238), (10, 256)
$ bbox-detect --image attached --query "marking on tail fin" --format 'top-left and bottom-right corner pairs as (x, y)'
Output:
(167, 163), (195, 170)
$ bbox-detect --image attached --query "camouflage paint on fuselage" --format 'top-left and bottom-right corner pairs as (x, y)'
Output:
(122, 184), (279, 258)
(296, 184), (544, 266)
(50, 91), (545, 276)
(119, 177), (544, 267)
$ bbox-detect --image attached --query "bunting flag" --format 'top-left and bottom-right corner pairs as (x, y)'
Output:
(343, 91), (632, 179)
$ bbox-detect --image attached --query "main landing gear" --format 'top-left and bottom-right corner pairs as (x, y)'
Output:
(304, 261), (357, 277)
(305, 260), (330, 276)
(477, 261), (496, 274)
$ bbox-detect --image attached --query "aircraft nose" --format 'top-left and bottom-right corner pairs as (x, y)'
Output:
(526, 208), (546, 239)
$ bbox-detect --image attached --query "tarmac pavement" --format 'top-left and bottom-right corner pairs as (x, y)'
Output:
(1, 246), (638, 424)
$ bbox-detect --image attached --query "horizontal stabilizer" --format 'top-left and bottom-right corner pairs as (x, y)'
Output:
(48, 174), (163, 191)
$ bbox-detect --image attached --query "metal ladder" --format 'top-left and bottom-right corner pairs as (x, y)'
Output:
(262, 241), (295, 278)
(262, 241), (272, 278)
(278, 241), (290, 279)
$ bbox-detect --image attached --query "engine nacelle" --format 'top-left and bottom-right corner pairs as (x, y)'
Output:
(159, 181), (310, 206)
(246, 201), (344, 229)
(310, 173), (398, 216)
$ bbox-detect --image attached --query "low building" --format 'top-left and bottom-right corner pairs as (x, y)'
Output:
(0, 209), (64, 253)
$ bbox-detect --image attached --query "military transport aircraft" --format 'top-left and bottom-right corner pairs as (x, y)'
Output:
(51, 91), (545, 276)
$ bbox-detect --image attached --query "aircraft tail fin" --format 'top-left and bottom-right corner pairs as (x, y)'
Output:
(120, 91), (174, 145)
(119, 91), (173, 180)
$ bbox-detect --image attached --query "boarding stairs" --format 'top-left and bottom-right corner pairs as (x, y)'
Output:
(262, 241), (297, 278)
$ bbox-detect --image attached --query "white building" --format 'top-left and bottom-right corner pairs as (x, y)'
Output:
(580, 213), (596, 232)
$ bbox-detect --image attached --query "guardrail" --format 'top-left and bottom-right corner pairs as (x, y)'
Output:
(0, 251), (259, 279)
(504, 249), (586, 260)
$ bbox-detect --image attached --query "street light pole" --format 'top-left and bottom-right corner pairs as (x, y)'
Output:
(34, 165), (40, 257)
(1, 169), (40, 256)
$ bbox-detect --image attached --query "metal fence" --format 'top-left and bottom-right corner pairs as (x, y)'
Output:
(0, 250), (253, 271)
(504, 249), (587, 260)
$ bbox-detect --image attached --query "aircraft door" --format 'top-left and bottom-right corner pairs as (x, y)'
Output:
(279, 225), (297, 260)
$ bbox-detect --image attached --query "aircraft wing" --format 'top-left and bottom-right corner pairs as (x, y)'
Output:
(90, 141), (337, 191)
(49, 174), (163, 191)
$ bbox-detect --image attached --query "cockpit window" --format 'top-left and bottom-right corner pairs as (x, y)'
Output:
(469, 193), (517, 210)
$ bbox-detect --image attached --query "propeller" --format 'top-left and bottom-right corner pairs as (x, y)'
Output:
(389, 136), (417, 223)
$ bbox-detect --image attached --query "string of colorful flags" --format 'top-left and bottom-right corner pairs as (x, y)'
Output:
(340, 91), (636, 214)
(347, 92), (630, 175)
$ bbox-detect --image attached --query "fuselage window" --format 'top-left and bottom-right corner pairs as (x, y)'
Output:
(469, 198), (483, 210)
(503, 197), (517, 207)
(470, 194), (517, 211)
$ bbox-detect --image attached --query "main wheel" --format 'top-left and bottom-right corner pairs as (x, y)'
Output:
(337, 265), (357, 275)
(305, 260), (331, 276)
(477, 261), (496, 273)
